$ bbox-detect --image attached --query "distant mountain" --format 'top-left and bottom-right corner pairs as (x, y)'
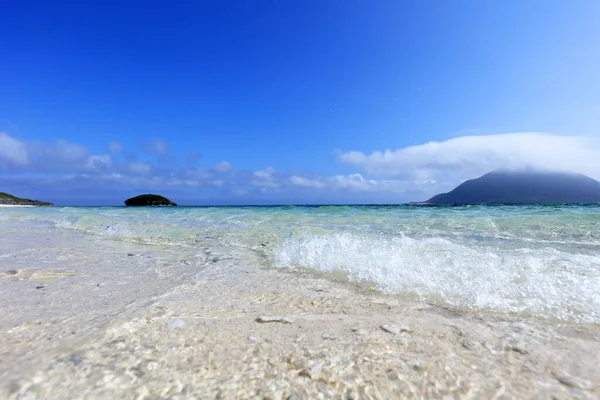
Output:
(425, 171), (600, 205)
(0, 192), (53, 206)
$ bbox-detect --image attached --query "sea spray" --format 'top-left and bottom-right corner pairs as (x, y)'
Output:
(274, 232), (600, 322)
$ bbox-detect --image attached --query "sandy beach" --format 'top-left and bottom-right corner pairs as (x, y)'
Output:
(1, 221), (599, 399)
(5, 1), (600, 398)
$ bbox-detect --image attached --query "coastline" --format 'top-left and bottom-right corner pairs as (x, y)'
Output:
(1, 223), (599, 398)
(0, 204), (35, 208)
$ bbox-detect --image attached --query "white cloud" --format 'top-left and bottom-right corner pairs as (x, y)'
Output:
(290, 173), (422, 193)
(48, 140), (89, 162)
(0, 133), (89, 169)
(107, 142), (123, 153)
(339, 133), (600, 180)
(0, 134), (239, 192)
(213, 161), (233, 172)
(231, 188), (249, 196)
(251, 179), (281, 189)
(330, 174), (385, 191)
(14, 130), (600, 203)
(290, 176), (326, 188)
(251, 167), (279, 189)
(140, 139), (170, 157)
(254, 167), (276, 179)
(0, 132), (28, 165)
(128, 162), (153, 175)
(85, 155), (112, 171)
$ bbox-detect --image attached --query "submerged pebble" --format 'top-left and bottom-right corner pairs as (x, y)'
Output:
(255, 316), (295, 324)
(553, 373), (592, 390)
(70, 354), (82, 366)
(407, 359), (427, 371)
(506, 345), (528, 355)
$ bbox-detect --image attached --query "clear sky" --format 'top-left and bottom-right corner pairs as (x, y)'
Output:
(2, 0), (600, 205)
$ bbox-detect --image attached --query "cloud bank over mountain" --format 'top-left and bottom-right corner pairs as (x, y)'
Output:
(1, 131), (598, 204)
(339, 133), (600, 181)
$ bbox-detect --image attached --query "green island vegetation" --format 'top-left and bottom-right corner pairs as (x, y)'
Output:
(0, 192), (53, 206)
(124, 194), (177, 206)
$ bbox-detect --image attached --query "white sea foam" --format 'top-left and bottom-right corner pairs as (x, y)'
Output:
(274, 233), (600, 322)
(2, 205), (600, 322)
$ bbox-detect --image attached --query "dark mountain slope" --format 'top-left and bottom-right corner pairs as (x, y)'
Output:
(426, 171), (600, 205)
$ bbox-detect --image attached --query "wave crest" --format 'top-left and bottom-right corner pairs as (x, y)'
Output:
(274, 233), (600, 322)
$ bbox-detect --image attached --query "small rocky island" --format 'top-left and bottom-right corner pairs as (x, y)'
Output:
(421, 170), (600, 205)
(0, 192), (53, 206)
(124, 194), (177, 207)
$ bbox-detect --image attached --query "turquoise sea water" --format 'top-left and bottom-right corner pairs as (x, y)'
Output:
(2, 205), (600, 323)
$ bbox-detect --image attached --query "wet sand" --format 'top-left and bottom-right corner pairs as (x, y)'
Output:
(1, 226), (599, 399)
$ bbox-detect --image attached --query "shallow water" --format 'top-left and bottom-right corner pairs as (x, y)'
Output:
(1, 204), (599, 323)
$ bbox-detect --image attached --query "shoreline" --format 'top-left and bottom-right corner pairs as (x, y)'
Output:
(1, 226), (599, 398)
(0, 204), (35, 208)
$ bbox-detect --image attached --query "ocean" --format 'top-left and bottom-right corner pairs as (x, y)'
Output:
(2, 204), (599, 324)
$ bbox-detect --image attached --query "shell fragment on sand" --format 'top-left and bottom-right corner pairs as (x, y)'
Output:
(380, 324), (412, 335)
(169, 319), (185, 329)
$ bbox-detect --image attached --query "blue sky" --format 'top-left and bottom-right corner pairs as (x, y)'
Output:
(2, 1), (600, 205)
